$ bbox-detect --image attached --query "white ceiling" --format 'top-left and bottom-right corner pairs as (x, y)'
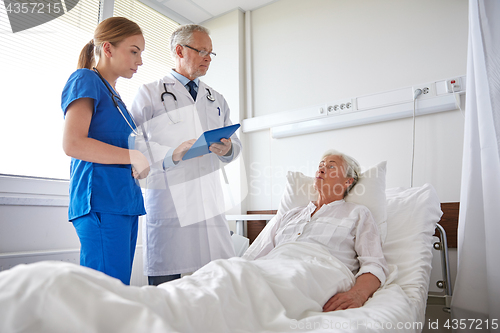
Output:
(139, 0), (279, 24)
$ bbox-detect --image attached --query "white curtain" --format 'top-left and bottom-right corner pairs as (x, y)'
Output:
(451, 0), (500, 330)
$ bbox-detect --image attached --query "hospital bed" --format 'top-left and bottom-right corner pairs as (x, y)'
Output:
(0, 161), (445, 333)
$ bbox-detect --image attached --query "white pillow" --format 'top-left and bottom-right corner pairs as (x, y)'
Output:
(382, 184), (442, 320)
(277, 161), (388, 242)
(346, 161), (387, 242)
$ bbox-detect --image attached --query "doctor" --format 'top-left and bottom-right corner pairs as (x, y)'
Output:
(130, 24), (242, 286)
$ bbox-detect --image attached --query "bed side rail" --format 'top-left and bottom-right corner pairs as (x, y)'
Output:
(433, 223), (452, 312)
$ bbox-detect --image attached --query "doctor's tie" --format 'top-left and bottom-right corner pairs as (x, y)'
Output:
(186, 81), (197, 101)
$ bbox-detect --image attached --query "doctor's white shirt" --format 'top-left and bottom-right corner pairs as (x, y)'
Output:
(243, 200), (389, 285)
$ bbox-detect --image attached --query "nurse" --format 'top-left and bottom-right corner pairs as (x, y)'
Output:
(61, 17), (149, 285)
(130, 24), (242, 286)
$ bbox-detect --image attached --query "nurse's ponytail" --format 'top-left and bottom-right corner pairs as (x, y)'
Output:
(77, 17), (143, 70)
(77, 39), (95, 69)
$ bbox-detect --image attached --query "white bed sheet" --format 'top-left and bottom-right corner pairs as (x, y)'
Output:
(0, 184), (442, 333)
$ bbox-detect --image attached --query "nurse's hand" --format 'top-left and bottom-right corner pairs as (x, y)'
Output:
(209, 138), (232, 156)
(173, 139), (196, 162)
(130, 150), (150, 179)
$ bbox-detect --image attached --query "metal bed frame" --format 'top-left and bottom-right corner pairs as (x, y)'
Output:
(433, 223), (453, 312)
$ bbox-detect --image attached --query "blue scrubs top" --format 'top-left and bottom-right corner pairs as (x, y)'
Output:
(61, 69), (146, 221)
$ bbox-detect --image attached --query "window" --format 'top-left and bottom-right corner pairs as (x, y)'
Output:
(0, 0), (178, 179)
(113, 0), (178, 107)
(0, 0), (100, 179)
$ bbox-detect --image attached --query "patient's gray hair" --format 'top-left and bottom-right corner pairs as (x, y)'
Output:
(321, 149), (361, 197)
(170, 24), (210, 58)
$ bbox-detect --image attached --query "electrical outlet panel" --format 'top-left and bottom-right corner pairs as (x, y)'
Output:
(412, 83), (436, 100)
(327, 99), (353, 115)
(446, 78), (462, 93)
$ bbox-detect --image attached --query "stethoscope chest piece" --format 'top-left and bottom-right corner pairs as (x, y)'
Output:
(206, 88), (215, 102)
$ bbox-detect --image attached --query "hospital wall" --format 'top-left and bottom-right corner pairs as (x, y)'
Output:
(204, 0), (468, 211)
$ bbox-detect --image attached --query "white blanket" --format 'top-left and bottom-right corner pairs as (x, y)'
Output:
(0, 242), (416, 333)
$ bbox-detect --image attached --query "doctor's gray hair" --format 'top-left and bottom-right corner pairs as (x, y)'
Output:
(170, 24), (210, 57)
(321, 149), (361, 197)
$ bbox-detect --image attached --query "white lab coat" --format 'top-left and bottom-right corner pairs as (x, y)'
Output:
(130, 73), (241, 276)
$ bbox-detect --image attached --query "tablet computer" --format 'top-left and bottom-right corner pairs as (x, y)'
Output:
(182, 123), (240, 160)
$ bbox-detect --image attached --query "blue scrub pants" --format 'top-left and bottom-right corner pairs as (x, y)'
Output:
(72, 212), (138, 285)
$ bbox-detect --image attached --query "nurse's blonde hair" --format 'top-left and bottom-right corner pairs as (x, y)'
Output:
(77, 17), (143, 69)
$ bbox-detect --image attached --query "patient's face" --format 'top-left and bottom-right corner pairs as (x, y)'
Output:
(315, 155), (352, 197)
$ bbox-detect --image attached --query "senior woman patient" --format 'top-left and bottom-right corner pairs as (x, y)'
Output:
(243, 149), (389, 312)
(0, 149), (390, 332)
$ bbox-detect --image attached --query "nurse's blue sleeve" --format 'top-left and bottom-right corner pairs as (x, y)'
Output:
(61, 69), (101, 117)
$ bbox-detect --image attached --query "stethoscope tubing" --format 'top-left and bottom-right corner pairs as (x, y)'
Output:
(93, 68), (155, 167)
(161, 81), (216, 104)
(93, 68), (140, 136)
(161, 80), (216, 124)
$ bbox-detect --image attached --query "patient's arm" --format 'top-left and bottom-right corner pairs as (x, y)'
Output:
(241, 214), (280, 260)
(322, 272), (380, 312)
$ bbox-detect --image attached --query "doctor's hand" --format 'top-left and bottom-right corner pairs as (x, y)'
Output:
(209, 138), (232, 157)
(130, 150), (150, 179)
(173, 139), (197, 162)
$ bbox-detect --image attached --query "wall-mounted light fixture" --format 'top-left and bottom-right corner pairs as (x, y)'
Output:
(241, 76), (465, 139)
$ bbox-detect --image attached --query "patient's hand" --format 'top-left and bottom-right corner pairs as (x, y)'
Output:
(322, 289), (367, 311)
(322, 273), (381, 312)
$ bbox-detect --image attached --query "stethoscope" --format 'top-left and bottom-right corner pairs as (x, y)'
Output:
(93, 68), (139, 137)
(93, 68), (154, 166)
(206, 88), (215, 102)
(161, 83), (179, 124)
(161, 81), (216, 124)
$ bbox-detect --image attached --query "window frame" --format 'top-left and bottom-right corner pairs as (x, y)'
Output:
(0, 0), (180, 204)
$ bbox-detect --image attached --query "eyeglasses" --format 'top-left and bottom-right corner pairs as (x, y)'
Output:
(182, 44), (216, 57)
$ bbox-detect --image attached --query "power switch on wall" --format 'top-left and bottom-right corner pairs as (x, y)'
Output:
(446, 78), (462, 93)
